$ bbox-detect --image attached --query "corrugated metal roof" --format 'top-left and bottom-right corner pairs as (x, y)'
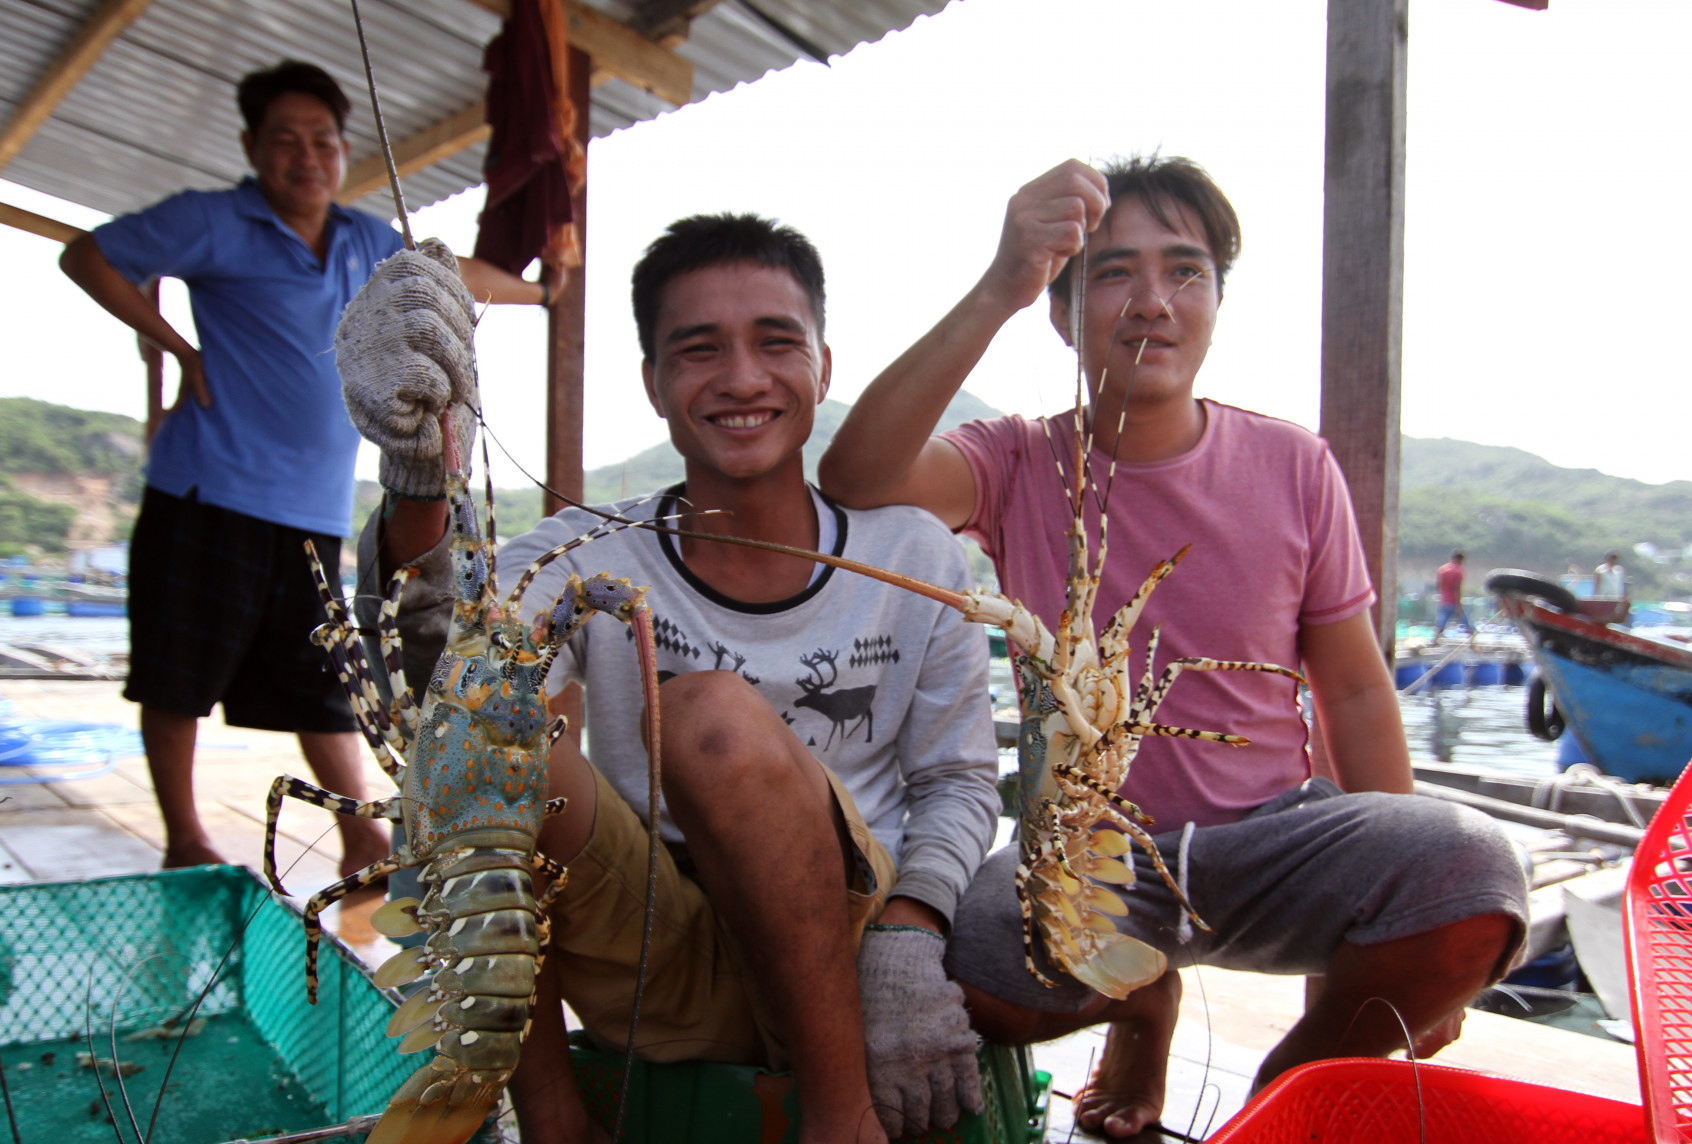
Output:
(0, 0), (950, 223)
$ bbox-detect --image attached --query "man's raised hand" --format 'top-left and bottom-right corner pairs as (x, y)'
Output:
(337, 238), (480, 498)
(977, 158), (1110, 317)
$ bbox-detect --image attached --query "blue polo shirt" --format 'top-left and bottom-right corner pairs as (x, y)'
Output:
(94, 178), (405, 535)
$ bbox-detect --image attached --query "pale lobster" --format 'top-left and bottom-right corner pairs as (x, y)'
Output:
(264, 417), (661, 1144)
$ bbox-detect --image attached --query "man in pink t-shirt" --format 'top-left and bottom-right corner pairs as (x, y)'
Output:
(822, 156), (1525, 1136)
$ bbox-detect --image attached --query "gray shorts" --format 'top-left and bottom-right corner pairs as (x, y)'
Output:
(943, 779), (1529, 1013)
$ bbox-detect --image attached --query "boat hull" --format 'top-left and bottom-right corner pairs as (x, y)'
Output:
(1497, 594), (1692, 784)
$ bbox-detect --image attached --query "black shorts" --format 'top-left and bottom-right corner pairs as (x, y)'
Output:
(124, 486), (356, 734)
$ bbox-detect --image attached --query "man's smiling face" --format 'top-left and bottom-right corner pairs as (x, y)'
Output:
(242, 91), (348, 221)
(1052, 195), (1221, 412)
(643, 261), (831, 483)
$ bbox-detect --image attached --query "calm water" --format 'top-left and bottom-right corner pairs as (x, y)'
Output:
(2, 617), (1561, 778)
(1397, 683), (1562, 777)
(0, 613), (128, 654)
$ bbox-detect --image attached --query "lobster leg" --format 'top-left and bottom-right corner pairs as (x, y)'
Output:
(263, 774), (404, 894)
(1132, 655), (1304, 726)
(307, 614), (407, 777)
(304, 539), (410, 774)
(1014, 855), (1061, 988)
(303, 855), (406, 1003)
(545, 715), (570, 748)
(376, 565), (421, 739)
(1054, 765), (1213, 935)
(531, 852), (568, 913)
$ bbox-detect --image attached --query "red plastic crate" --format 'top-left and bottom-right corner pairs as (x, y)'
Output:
(1208, 1058), (1647, 1143)
(1625, 758), (1692, 1142)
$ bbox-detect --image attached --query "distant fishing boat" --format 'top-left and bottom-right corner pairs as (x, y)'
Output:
(1487, 569), (1692, 785)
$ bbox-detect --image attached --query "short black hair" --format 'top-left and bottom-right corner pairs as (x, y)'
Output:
(237, 61), (351, 136)
(631, 213), (825, 360)
(1452, 549), (1465, 561)
(1051, 153), (1242, 300)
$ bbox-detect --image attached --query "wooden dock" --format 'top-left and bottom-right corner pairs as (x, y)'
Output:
(0, 679), (1642, 1139)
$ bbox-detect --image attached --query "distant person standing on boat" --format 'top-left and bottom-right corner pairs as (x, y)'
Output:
(57, 60), (550, 872)
(1594, 552), (1628, 600)
(1435, 550), (1472, 641)
(822, 156), (1527, 1138)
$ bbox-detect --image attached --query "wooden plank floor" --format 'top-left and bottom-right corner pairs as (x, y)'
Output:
(0, 679), (1645, 1140)
(0, 678), (401, 969)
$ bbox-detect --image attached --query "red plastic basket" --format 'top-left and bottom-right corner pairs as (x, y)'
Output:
(1208, 1058), (1647, 1143)
(1625, 758), (1692, 1142)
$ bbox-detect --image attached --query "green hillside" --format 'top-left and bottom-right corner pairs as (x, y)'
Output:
(0, 397), (146, 481)
(1398, 437), (1692, 598)
(0, 398), (144, 555)
(8, 392), (1686, 601)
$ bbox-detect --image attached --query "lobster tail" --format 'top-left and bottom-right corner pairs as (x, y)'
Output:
(365, 848), (543, 1144)
(368, 1055), (503, 1144)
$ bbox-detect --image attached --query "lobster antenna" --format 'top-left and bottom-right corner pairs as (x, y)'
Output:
(1070, 235), (1089, 522)
(478, 408), (497, 586)
(348, 0), (415, 250)
(0, 1045), (17, 1144)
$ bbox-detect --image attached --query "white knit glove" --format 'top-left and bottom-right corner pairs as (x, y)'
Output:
(336, 238), (479, 498)
(858, 925), (983, 1138)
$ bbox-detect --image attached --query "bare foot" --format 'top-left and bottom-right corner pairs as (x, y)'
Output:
(162, 840), (226, 868)
(1073, 970), (1181, 1139)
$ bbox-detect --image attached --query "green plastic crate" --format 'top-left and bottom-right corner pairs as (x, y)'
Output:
(569, 1031), (1051, 1144)
(0, 866), (425, 1143)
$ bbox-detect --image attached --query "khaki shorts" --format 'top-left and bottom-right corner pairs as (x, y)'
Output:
(547, 765), (896, 1069)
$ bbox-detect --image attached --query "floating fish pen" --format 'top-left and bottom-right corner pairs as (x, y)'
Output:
(0, 866), (430, 1144)
(0, 868), (1050, 1144)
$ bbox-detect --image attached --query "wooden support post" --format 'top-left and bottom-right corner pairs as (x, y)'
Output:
(545, 46), (593, 745)
(545, 45), (591, 514)
(1319, 0), (1407, 658)
(142, 280), (164, 441)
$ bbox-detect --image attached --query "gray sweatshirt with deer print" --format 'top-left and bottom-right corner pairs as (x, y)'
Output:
(369, 484), (999, 925)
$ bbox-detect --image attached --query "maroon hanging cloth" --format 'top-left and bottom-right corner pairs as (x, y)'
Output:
(472, 0), (582, 275)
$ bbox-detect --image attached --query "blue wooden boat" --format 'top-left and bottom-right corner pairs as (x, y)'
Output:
(1488, 570), (1692, 784)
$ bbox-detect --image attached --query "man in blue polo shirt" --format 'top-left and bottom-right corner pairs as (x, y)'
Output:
(59, 60), (551, 871)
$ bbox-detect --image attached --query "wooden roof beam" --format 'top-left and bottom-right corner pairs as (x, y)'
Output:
(630, 0), (726, 46)
(0, 0), (155, 172)
(339, 100), (491, 203)
(0, 201), (87, 244)
(464, 0), (693, 106)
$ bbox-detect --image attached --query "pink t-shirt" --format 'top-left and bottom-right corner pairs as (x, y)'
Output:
(944, 400), (1375, 829)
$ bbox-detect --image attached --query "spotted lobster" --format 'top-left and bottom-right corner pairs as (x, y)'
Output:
(265, 418), (660, 1144)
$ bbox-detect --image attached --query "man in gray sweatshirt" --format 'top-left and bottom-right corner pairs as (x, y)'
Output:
(341, 214), (999, 1144)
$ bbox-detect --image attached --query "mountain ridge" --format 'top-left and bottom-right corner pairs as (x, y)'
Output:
(3, 394), (1685, 595)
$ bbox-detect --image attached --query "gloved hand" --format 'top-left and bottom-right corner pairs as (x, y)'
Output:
(858, 924), (983, 1138)
(337, 238), (480, 498)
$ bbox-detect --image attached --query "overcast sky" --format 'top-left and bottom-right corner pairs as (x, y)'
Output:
(3, 0), (1687, 490)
